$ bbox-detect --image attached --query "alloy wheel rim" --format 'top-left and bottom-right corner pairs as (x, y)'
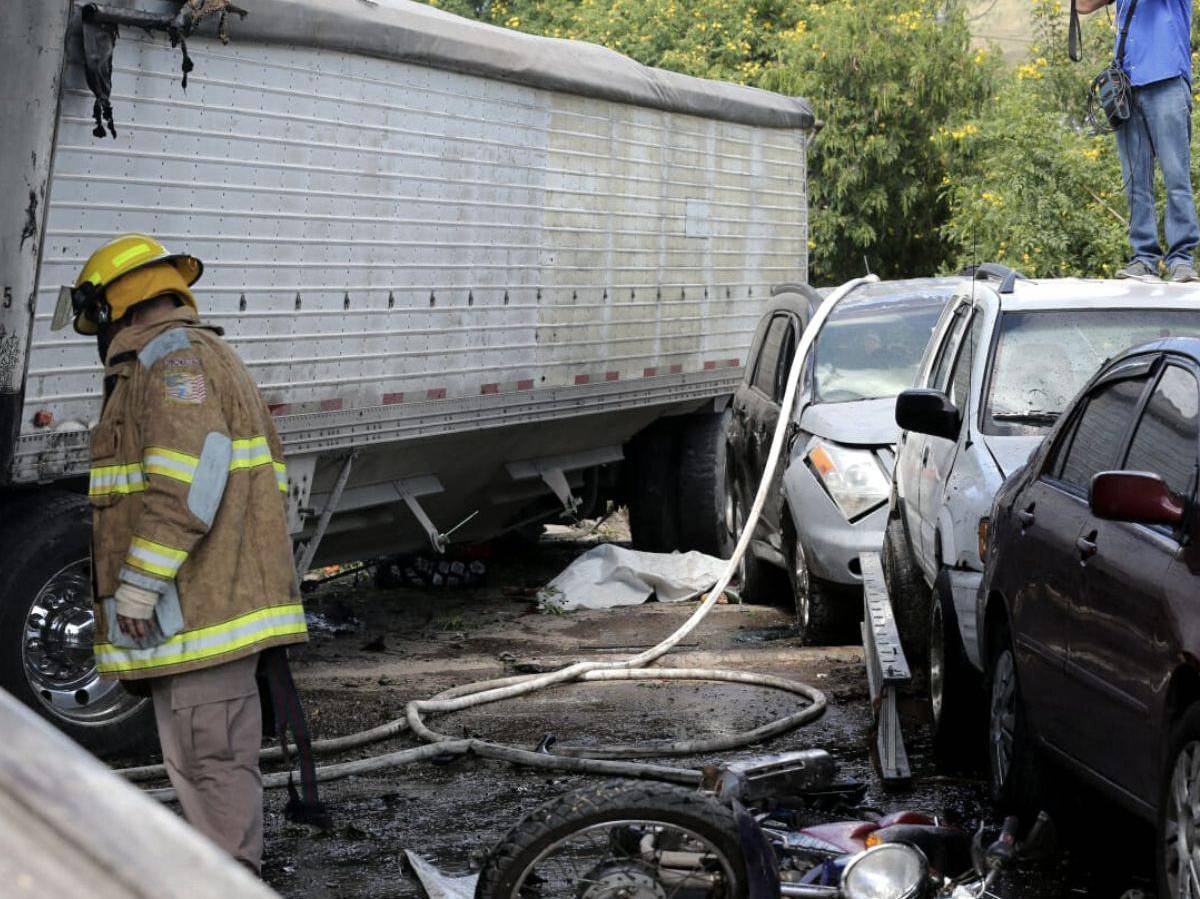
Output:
(792, 537), (810, 631)
(21, 558), (145, 727)
(989, 649), (1017, 793)
(1164, 741), (1200, 898)
(929, 602), (945, 725)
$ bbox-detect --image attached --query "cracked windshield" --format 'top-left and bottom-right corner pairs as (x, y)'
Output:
(813, 291), (948, 403)
(984, 309), (1200, 435)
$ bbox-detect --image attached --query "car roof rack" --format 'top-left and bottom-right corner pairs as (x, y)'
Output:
(958, 263), (1027, 294)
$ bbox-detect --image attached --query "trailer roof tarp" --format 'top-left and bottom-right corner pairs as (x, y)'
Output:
(131, 0), (814, 130)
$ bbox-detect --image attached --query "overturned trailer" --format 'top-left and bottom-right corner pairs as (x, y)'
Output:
(0, 0), (813, 752)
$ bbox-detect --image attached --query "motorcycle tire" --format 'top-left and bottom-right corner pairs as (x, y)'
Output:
(474, 780), (748, 899)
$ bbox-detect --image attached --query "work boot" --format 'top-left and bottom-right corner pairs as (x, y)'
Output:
(1168, 262), (1199, 283)
(1115, 260), (1162, 283)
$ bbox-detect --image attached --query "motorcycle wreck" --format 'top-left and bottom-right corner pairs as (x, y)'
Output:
(459, 751), (1057, 899)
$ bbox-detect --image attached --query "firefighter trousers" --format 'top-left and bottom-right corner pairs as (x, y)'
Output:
(150, 653), (264, 873)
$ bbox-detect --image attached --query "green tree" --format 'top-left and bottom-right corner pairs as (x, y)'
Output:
(760, 0), (999, 282)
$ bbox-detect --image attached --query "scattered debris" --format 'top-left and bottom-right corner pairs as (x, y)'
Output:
(404, 850), (478, 899)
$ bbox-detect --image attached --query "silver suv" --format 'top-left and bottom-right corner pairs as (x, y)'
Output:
(884, 268), (1200, 762)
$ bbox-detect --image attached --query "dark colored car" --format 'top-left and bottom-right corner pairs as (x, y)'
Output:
(979, 339), (1200, 897)
(726, 278), (959, 640)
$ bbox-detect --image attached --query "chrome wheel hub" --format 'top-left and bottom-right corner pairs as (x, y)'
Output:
(21, 558), (144, 727)
(989, 649), (1016, 792)
(1164, 741), (1200, 898)
(577, 862), (668, 899)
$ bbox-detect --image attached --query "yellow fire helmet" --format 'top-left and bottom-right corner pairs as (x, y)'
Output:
(53, 234), (204, 335)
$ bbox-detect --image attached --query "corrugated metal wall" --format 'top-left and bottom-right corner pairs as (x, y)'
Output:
(23, 29), (806, 444)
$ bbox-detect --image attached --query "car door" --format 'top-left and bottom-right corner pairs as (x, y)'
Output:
(1007, 370), (1152, 745)
(735, 313), (799, 546)
(924, 309), (982, 566)
(1063, 361), (1197, 799)
(912, 302), (972, 569)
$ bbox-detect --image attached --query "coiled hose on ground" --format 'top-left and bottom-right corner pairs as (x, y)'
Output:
(120, 276), (879, 800)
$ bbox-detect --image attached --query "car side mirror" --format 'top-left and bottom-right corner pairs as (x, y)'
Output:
(895, 389), (961, 442)
(1090, 471), (1186, 527)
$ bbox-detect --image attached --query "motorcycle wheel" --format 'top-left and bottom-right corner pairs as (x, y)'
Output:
(474, 781), (748, 899)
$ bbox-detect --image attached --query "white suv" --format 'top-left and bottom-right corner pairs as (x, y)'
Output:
(884, 268), (1200, 761)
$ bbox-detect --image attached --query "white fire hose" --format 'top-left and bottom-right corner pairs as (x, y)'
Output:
(120, 276), (879, 799)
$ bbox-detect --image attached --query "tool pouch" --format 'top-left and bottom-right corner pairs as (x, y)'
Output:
(1092, 65), (1134, 130)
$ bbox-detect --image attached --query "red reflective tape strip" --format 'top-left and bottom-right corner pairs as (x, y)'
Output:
(669, 364), (683, 374)
(481, 383), (499, 395)
(320, 399), (343, 412)
(268, 403), (292, 416)
(727, 358), (741, 368)
(703, 361), (718, 371)
(517, 379), (534, 391)
(382, 392), (405, 404)
(426, 387), (447, 400)
(574, 374), (590, 385)
(643, 367), (658, 378)
(605, 371), (619, 382)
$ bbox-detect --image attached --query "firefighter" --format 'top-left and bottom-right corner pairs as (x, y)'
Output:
(56, 234), (318, 873)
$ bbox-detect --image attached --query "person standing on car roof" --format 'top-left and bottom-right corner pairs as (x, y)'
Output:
(54, 234), (326, 873)
(1077, 0), (1197, 282)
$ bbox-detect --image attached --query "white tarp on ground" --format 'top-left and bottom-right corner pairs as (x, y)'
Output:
(538, 545), (728, 611)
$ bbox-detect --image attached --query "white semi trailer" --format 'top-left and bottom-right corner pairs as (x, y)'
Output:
(0, 0), (813, 754)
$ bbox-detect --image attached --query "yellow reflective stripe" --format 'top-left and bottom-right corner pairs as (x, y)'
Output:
(125, 535), (188, 578)
(229, 436), (274, 471)
(95, 604), (308, 673)
(143, 446), (200, 484)
(110, 241), (153, 269)
(88, 462), (145, 496)
(273, 461), (288, 493)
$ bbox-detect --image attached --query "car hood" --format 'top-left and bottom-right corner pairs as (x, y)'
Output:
(982, 434), (1043, 478)
(798, 396), (898, 446)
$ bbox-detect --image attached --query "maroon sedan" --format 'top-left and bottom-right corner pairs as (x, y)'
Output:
(979, 338), (1200, 898)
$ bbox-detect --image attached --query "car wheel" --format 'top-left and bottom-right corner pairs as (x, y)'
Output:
(1158, 704), (1200, 899)
(987, 630), (1039, 811)
(786, 527), (849, 646)
(881, 512), (932, 676)
(929, 581), (983, 769)
(0, 492), (155, 758)
(728, 488), (771, 604)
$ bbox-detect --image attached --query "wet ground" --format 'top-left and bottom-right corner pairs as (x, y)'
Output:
(224, 517), (1156, 898)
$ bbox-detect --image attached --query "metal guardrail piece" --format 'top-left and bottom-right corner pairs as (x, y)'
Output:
(859, 551), (912, 787)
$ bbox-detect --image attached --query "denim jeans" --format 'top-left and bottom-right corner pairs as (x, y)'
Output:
(1115, 75), (1199, 268)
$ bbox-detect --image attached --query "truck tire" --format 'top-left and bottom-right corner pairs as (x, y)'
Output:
(475, 780), (747, 899)
(881, 512), (931, 676)
(675, 408), (733, 557)
(627, 421), (682, 552)
(0, 491), (155, 757)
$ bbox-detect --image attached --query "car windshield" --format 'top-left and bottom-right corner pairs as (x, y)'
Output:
(812, 291), (949, 404)
(984, 309), (1200, 435)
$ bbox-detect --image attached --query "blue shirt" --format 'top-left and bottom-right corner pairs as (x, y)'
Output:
(1114, 0), (1192, 86)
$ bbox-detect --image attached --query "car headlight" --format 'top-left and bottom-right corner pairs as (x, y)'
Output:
(806, 441), (891, 521)
(841, 843), (928, 899)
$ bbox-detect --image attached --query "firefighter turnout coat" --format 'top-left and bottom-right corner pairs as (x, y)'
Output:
(89, 307), (307, 680)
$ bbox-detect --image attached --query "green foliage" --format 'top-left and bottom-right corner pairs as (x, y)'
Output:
(759, 0), (998, 281)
